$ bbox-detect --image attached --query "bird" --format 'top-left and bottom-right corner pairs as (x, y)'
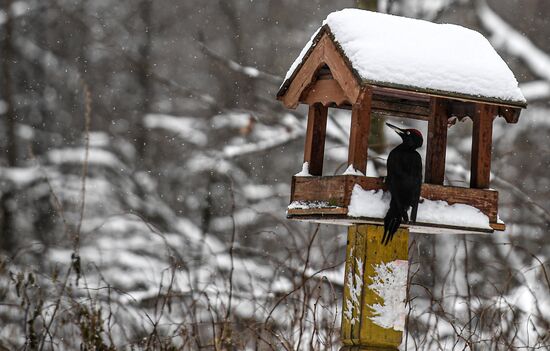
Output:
(382, 123), (423, 245)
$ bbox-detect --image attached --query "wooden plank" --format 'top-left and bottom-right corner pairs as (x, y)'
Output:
(291, 176), (349, 206)
(425, 98), (449, 184)
(303, 104), (328, 176)
(372, 93), (431, 118)
(287, 207), (348, 216)
(286, 212), (502, 233)
(371, 102), (429, 120)
(471, 103), (496, 189)
(291, 175), (499, 222)
(347, 87), (373, 175)
(324, 101), (429, 118)
(371, 109), (428, 121)
(301, 78), (351, 107)
(372, 85), (430, 103)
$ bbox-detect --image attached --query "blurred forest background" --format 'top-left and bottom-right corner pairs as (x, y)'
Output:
(0, 0), (549, 350)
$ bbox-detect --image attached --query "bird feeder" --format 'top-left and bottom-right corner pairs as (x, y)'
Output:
(278, 9), (526, 235)
(277, 9), (526, 350)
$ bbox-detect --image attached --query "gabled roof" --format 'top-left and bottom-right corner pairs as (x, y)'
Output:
(278, 9), (527, 108)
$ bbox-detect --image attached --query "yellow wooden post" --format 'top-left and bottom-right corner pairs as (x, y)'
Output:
(341, 224), (409, 350)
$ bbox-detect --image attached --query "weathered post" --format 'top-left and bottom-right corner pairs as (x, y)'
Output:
(341, 225), (408, 350)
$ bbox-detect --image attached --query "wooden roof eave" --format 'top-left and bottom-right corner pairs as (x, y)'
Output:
(366, 82), (525, 123)
(364, 80), (527, 109)
(366, 81), (525, 123)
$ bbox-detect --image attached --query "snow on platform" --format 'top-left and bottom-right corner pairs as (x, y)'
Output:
(282, 9), (525, 106)
(348, 185), (491, 230)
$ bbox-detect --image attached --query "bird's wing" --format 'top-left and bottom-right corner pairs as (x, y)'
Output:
(413, 151), (423, 181)
(410, 151), (423, 222)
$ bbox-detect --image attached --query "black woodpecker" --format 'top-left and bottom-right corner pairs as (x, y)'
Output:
(382, 123), (423, 245)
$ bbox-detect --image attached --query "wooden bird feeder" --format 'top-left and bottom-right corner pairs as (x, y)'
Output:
(278, 10), (526, 349)
(277, 10), (526, 235)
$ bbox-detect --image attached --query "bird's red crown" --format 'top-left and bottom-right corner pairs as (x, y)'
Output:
(408, 129), (423, 140)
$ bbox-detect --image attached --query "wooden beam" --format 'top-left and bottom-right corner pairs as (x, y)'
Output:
(371, 95), (430, 120)
(301, 79), (431, 118)
(425, 98), (449, 184)
(471, 104), (496, 189)
(347, 87), (373, 174)
(286, 211), (501, 234)
(367, 82), (527, 110)
(303, 103), (328, 176)
(287, 207), (348, 216)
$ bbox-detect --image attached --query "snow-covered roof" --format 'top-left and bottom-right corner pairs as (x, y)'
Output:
(279, 9), (526, 107)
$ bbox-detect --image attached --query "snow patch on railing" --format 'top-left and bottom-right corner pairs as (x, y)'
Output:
(295, 162), (312, 176)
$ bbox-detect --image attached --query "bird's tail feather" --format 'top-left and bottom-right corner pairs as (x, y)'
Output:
(383, 201), (402, 245)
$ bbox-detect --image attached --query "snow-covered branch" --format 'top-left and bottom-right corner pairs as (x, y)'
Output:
(197, 40), (282, 85)
(222, 125), (303, 158)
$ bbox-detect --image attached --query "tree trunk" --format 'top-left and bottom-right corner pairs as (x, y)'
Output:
(136, 0), (153, 163)
(1, 0), (15, 251)
(3, 0), (16, 167)
(216, 1), (255, 109)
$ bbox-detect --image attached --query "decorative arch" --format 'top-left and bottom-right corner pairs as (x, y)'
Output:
(279, 28), (362, 109)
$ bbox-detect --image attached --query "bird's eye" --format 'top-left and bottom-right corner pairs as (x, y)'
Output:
(406, 131), (410, 135)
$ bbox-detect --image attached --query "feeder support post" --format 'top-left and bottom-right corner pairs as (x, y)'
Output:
(304, 103), (328, 176)
(425, 98), (449, 185)
(471, 103), (497, 189)
(341, 224), (409, 351)
(347, 87), (373, 175)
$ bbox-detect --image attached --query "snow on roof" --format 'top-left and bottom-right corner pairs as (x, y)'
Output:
(281, 9), (526, 106)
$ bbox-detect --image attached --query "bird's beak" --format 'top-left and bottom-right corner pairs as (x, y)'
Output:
(386, 122), (406, 136)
